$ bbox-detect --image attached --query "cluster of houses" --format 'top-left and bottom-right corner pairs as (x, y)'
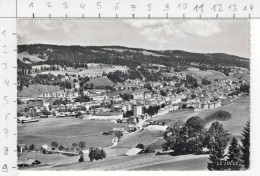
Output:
(18, 64), (250, 124)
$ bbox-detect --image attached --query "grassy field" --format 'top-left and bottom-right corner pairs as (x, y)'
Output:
(116, 96), (249, 152)
(182, 67), (227, 82)
(133, 156), (209, 171)
(115, 130), (164, 149)
(18, 117), (128, 150)
(36, 64), (128, 77)
(152, 96), (250, 137)
(18, 84), (60, 97)
(31, 153), (208, 171)
(18, 52), (45, 64)
(86, 77), (115, 87)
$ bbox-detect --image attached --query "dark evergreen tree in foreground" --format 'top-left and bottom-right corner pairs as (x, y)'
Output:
(241, 121), (250, 169)
(226, 137), (242, 170)
(207, 136), (228, 171)
(207, 121), (229, 171)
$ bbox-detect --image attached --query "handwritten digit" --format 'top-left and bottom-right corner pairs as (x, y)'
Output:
(114, 2), (119, 10)
(29, 2), (33, 8)
(2, 45), (8, 54)
(147, 4), (151, 11)
(1, 63), (7, 69)
(4, 147), (8, 155)
(2, 164), (8, 172)
(131, 4), (136, 11)
(163, 4), (169, 11)
(80, 3), (86, 9)
(3, 128), (8, 138)
(4, 79), (9, 87)
(1, 30), (6, 36)
(3, 96), (9, 105)
(47, 2), (52, 8)
(5, 113), (10, 120)
(63, 2), (68, 9)
(97, 2), (101, 10)
(178, 3), (187, 10)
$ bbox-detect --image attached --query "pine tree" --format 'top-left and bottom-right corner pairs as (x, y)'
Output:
(207, 136), (227, 171)
(226, 137), (242, 170)
(207, 121), (229, 171)
(241, 121), (250, 169)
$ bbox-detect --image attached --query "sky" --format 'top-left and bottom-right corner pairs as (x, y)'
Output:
(18, 19), (249, 58)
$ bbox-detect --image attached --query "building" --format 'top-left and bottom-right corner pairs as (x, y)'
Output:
(85, 112), (123, 120)
(27, 99), (44, 107)
(208, 103), (215, 109)
(214, 101), (222, 108)
(74, 82), (80, 89)
(133, 105), (143, 116)
(18, 159), (41, 167)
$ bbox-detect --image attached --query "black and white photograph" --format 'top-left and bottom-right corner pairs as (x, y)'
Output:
(16, 19), (250, 171)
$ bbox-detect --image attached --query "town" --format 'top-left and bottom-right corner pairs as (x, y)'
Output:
(17, 44), (250, 171)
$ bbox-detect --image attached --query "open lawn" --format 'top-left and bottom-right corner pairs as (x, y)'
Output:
(18, 117), (128, 150)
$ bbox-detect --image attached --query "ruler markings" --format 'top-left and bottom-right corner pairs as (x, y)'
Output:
(0, 0), (260, 175)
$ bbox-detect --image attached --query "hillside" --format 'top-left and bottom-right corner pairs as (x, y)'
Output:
(18, 84), (61, 97)
(182, 67), (227, 82)
(18, 44), (249, 70)
(18, 51), (46, 64)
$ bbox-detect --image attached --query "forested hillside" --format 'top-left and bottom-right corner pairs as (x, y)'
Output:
(18, 44), (249, 70)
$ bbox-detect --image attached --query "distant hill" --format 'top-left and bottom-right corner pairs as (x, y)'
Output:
(18, 44), (249, 70)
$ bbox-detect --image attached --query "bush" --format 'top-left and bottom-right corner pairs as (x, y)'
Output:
(42, 148), (47, 154)
(29, 144), (35, 150)
(78, 155), (84, 162)
(89, 147), (106, 162)
(145, 146), (155, 153)
(136, 143), (144, 150)
(59, 145), (65, 151)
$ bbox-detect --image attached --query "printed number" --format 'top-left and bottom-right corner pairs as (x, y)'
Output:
(147, 4), (151, 12)
(177, 3), (188, 10)
(97, 2), (101, 9)
(46, 2), (53, 8)
(211, 4), (223, 12)
(80, 3), (86, 9)
(243, 4), (254, 12)
(114, 2), (119, 10)
(228, 4), (237, 12)
(193, 4), (203, 12)
(63, 2), (68, 9)
(2, 164), (8, 172)
(4, 147), (8, 155)
(131, 4), (136, 11)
